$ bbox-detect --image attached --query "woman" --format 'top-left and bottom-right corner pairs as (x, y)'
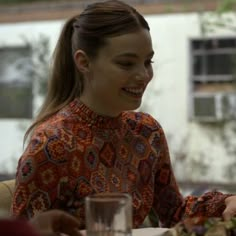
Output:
(11, 0), (236, 229)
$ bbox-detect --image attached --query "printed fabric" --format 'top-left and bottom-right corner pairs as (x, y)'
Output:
(11, 98), (232, 228)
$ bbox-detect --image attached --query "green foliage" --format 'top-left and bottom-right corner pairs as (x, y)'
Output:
(199, 0), (236, 34)
(217, 0), (236, 14)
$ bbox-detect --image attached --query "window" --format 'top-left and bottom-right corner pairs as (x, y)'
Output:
(0, 46), (33, 119)
(190, 37), (236, 122)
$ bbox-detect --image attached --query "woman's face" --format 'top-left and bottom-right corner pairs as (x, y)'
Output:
(79, 29), (154, 116)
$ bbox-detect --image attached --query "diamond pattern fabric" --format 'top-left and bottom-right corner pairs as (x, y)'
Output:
(11, 98), (232, 228)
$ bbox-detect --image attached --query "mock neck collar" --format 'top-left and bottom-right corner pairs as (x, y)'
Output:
(68, 98), (123, 129)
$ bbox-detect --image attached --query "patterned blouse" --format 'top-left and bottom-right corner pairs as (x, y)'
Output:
(11, 98), (232, 229)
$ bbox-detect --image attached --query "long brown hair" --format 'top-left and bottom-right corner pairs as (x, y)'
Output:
(24, 0), (150, 143)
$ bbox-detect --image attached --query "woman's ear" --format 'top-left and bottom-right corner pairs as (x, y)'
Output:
(74, 50), (90, 74)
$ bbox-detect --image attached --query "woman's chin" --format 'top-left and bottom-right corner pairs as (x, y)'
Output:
(123, 100), (142, 111)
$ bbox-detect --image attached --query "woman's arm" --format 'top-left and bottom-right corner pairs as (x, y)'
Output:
(152, 124), (234, 227)
(11, 131), (70, 219)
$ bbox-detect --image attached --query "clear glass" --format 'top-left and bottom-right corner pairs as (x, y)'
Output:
(85, 193), (132, 236)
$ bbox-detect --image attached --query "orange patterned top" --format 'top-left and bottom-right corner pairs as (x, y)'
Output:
(11, 98), (232, 228)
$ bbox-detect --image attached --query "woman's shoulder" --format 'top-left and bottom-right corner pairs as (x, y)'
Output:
(122, 111), (162, 130)
(32, 111), (77, 141)
(26, 114), (76, 154)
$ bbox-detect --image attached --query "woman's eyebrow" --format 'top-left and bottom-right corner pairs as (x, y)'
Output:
(115, 51), (154, 58)
(115, 52), (138, 58)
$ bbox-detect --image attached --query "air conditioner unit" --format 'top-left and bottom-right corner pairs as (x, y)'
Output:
(192, 93), (236, 122)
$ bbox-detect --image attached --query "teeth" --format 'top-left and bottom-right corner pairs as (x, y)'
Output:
(124, 88), (143, 94)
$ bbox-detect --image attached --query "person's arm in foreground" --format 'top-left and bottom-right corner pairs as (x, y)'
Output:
(151, 120), (235, 227)
(30, 210), (81, 236)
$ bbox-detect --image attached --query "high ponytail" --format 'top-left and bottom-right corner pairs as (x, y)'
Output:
(24, 17), (83, 143)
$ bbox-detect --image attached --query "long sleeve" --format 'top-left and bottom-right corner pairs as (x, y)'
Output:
(11, 130), (71, 219)
(152, 124), (232, 228)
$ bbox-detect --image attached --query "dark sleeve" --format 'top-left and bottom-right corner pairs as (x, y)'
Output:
(0, 219), (41, 236)
(152, 124), (233, 228)
(11, 130), (70, 219)
(151, 124), (184, 227)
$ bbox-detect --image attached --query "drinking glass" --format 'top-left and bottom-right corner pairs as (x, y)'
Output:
(85, 192), (132, 236)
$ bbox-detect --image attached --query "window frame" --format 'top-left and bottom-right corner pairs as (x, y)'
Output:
(0, 45), (33, 119)
(189, 36), (236, 122)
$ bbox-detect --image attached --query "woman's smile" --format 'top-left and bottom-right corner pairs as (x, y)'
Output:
(121, 86), (145, 99)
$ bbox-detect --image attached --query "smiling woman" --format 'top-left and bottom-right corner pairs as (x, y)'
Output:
(11, 0), (236, 231)
(75, 29), (154, 116)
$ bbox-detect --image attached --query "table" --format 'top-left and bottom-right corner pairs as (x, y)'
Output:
(133, 227), (168, 236)
(81, 227), (169, 236)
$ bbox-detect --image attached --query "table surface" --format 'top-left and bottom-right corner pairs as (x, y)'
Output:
(81, 227), (169, 236)
(133, 227), (168, 236)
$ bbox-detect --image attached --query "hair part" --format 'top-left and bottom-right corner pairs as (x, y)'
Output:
(24, 0), (150, 143)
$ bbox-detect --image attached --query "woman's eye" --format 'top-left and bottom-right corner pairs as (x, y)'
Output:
(117, 62), (134, 68)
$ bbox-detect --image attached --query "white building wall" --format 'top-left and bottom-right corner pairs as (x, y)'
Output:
(0, 20), (64, 172)
(142, 13), (236, 182)
(0, 13), (235, 182)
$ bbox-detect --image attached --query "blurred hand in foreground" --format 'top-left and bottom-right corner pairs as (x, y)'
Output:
(30, 209), (81, 236)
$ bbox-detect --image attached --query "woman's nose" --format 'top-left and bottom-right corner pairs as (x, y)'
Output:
(135, 67), (150, 81)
